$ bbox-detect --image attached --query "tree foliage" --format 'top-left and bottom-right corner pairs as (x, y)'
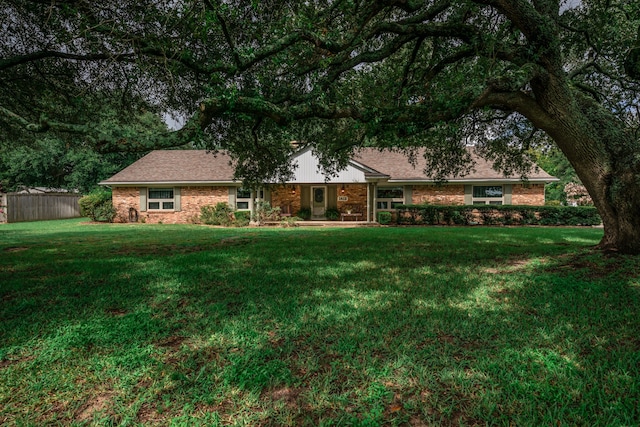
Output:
(0, 137), (144, 193)
(2, 0), (640, 251)
(0, 108), (166, 193)
(564, 182), (594, 206)
(532, 145), (579, 204)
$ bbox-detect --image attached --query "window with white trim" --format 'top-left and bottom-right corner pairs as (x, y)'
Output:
(236, 188), (264, 210)
(472, 185), (503, 205)
(376, 186), (404, 210)
(236, 188), (251, 210)
(148, 188), (175, 210)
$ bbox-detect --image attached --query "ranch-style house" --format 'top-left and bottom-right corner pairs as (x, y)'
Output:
(100, 147), (558, 224)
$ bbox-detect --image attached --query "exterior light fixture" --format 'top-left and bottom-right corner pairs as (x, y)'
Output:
(341, 185), (346, 194)
(291, 185), (296, 195)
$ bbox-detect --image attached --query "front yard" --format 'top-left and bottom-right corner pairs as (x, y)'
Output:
(1, 219), (638, 426)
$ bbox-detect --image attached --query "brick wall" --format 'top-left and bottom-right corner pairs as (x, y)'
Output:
(271, 185), (302, 215)
(337, 184), (367, 211)
(411, 184), (465, 205)
(112, 186), (229, 224)
(112, 187), (140, 223)
(409, 184), (545, 206)
(512, 183), (545, 206)
(111, 182), (546, 224)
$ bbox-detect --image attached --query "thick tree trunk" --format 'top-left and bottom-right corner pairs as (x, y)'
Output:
(590, 170), (640, 253)
(554, 132), (640, 254)
(598, 207), (640, 253)
(529, 78), (640, 254)
(561, 153), (640, 254)
(551, 105), (640, 253)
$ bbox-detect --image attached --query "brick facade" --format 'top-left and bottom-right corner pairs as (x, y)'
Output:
(337, 184), (368, 211)
(511, 183), (545, 205)
(112, 186), (229, 224)
(411, 184), (466, 205)
(112, 187), (140, 223)
(410, 183), (545, 206)
(271, 185), (302, 215)
(112, 182), (547, 224)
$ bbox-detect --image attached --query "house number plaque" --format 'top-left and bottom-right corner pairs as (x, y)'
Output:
(338, 196), (348, 201)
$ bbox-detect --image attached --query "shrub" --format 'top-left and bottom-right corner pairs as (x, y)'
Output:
(234, 211), (251, 227)
(450, 210), (466, 225)
(325, 207), (340, 221)
(79, 190), (116, 222)
(296, 207), (312, 220)
(253, 200), (279, 225)
(377, 211), (392, 225)
(395, 204), (601, 226)
(280, 216), (300, 227)
(201, 203), (234, 226)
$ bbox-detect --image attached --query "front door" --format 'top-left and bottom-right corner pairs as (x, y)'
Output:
(311, 186), (326, 218)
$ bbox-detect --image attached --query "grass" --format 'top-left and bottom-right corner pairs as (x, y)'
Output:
(1, 218), (639, 426)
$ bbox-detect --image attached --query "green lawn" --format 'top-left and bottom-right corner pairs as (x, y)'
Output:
(1, 219), (639, 426)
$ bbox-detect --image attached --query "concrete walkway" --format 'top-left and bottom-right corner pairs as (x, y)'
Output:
(296, 220), (380, 227)
(264, 220), (380, 227)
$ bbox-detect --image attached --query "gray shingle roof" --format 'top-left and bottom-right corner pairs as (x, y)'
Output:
(101, 147), (556, 185)
(354, 147), (556, 182)
(100, 150), (237, 184)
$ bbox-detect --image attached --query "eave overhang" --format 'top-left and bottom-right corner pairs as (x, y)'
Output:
(99, 180), (241, 186)
(386, 177), (560, 184)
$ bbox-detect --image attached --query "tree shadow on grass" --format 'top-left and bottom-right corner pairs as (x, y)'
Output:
(2, 225), (639, 425)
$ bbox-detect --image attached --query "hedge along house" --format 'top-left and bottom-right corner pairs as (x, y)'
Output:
(100, 147), (558, 224)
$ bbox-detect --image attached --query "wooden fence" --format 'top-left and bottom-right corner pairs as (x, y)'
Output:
(0, 193), (6, 223)
(2, 193), (82, 223)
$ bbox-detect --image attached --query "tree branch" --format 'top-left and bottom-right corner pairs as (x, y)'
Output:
(0, 105), (88, 133)
(0, 50), (135, 72)
(572, 81), (603, 102)
(371, 21), (480, 42)
(472, 0), (562, 71)
(200, 0), (243, 71)
(471, 89), (558, 132)
(396, 37), (424, 103)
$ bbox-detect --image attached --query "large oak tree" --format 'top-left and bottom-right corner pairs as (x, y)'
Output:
(2, 0), (640, 252)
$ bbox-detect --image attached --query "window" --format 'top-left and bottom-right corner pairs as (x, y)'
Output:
(472, 185), (503, 205)
(236, 188), (251, 210)
(148, 188), (174, 210)
(236, 188), (264, 210)
(376, 186), (404, 210)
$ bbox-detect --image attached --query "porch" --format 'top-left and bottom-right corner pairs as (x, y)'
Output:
(270, 183), (378, 222)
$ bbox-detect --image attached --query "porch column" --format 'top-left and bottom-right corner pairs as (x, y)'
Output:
(372, 182), (378, 223)
(366, 184), (371, 223)
(251, 188), (261, 221)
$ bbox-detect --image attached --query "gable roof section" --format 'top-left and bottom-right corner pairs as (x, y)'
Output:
(288, 146), (387, 183)
(100, 150), (237, 185)
(354, 147), (557, 182)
